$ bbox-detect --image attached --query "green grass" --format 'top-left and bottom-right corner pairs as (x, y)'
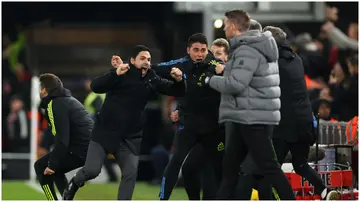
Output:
(2, 181), (45, 200)
(2, 181), (188, 200)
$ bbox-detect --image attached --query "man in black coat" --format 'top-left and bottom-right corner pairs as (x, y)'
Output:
(112, 34), (225, 200)
(63, 45), (186, 200)
(263, 26), (340, 200)
(34, 73), (93, 200)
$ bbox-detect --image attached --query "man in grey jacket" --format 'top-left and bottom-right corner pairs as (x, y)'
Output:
(199, 10), (295, 200)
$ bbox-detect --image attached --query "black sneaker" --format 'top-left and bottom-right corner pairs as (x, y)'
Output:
(63, 178), (82, 200)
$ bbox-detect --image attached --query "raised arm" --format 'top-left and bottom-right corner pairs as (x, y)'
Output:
(152, 57), (189, 79)
(91, 64), (130, 93)
(146, 69), (186, 97)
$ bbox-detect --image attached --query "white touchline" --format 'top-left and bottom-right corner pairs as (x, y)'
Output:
(26, 181), (62, 199)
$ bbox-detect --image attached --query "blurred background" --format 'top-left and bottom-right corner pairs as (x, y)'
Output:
(2, 1), (358, 200)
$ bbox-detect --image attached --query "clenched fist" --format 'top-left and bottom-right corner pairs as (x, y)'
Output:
(116, 63), (130, 76)
(170, 68), (183, 82)
(215, 64), (225, 74)
(112, 55), (123, 68)
(170, 110), (179, 122)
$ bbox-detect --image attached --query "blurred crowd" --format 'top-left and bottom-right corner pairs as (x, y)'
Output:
(1, 4), (358, 183)
(290, 6), (358, 122)
(2, 27), (33, 153)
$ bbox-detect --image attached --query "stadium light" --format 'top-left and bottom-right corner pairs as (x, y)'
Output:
(213, 19), (223, 29)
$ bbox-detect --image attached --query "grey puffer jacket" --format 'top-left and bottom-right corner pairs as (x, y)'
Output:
(209, 30), (281, 125)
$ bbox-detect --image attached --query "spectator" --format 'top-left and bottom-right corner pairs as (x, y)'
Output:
(321, 21), (358, 51)
(6, 95), (30, 153)
(346, 54), (359, 117)
(317, 100), (334, 121)
(329, 62), (355, 121)
(311, 87), (334, 114)
(294, 33), (329, 81)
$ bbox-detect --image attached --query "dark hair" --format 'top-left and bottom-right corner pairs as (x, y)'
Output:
(318, 99), (331, 109)
(10, 94), (23, 103)
(348, 53), (358, 66)
(224, 10), (251, 32)
(188, 33), (208, 47)
(263, 26), (287, 45)
(249, 19), (262, 32)
(211, 38), (230, 55)
(39, 73), (63, 92)
(129, 45), (150, 60)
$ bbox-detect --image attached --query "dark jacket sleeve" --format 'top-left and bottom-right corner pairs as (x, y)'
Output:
(152, 57), (187, 80)
(91, 69), (123, 93)
(146, 69), (186, 97)
(47, 99), (70, 171)
(91, 96), (103, 113)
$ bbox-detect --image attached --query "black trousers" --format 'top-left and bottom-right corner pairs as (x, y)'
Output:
(272, 138), (326, 195)
(235, 174), (274, 200)
(217, 122), (295, 200)
(34, 152), (85, 200)
(159, 126), (224, 200)
(182, 142), (218, 200)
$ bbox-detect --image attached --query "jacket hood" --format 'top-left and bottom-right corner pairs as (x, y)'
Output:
(278, 44), (296, 60)
(229, 30), (279, 62)
(40, 87), (71, 108)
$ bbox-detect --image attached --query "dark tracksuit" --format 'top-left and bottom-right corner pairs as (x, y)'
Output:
(271, 43), (327, 196)
(153, 53), (225, 200)
(34, 88), (93, 200)
(71, 65), (185, 200)
(173, 101), (223, 200)
(235, 154), (275, 200)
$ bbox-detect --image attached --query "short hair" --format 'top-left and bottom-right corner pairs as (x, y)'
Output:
(263, 26), (287, 45)
(129, 45), (150, 60)
(39, 73), (63, 92)
(188, 33), (208, 47)
(10, 94), (23, 103)
(224, 10), (251, 32)
(249, 19), (262, 32)
(319, 99), (331, 109)
(211, 38), (230, 55)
